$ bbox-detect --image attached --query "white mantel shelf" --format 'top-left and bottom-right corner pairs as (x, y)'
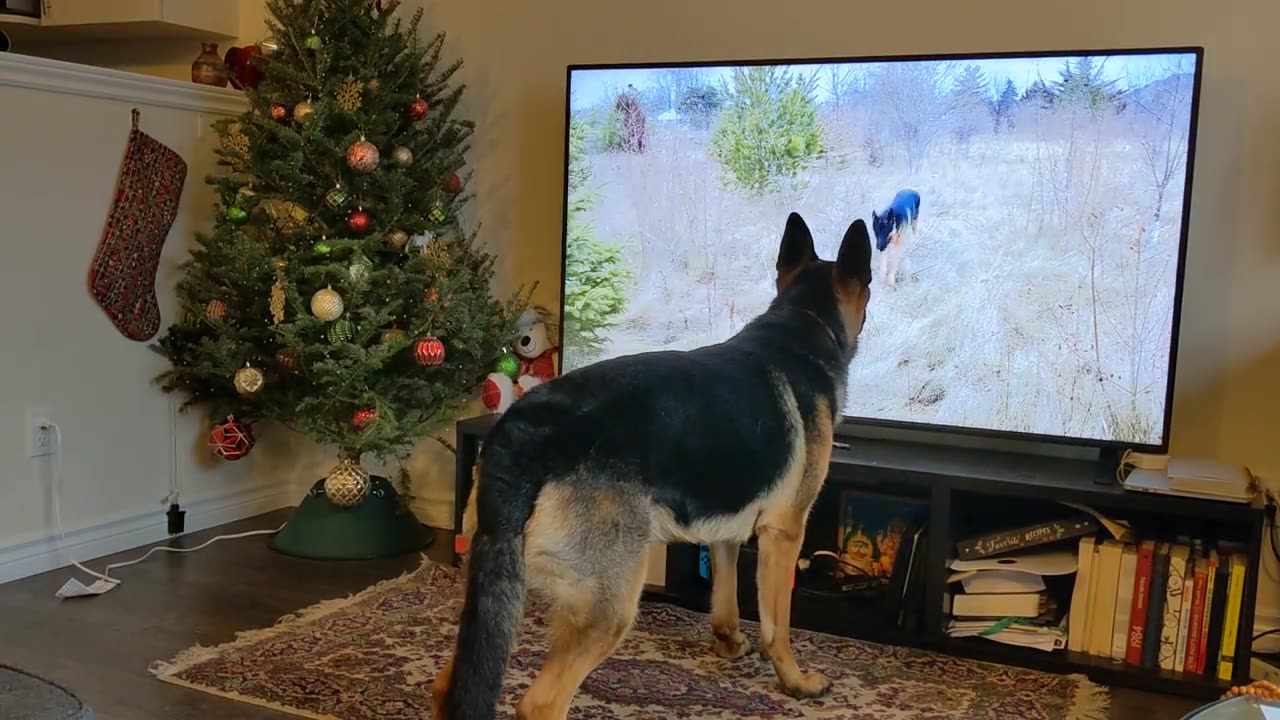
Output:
(0, 51), (246, 115)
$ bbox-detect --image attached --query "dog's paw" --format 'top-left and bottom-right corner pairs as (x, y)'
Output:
(712, 629), (751, 660)
(781, 671), (832, 699)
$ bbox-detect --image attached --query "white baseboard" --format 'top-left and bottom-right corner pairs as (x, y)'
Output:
(0, 484), (298, 585)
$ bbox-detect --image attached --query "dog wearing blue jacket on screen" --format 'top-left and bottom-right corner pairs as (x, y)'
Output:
(871, 189), (921, 289)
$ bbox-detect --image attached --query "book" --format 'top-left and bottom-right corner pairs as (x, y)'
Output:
(1197, 549), (1220, 674)
(948, 615), (1068, 652)
(1184, 554), (1209, 673)
(1142, 543), (1170, 669)
(1125, 540), (1156, 666)
(1089, 540), (1124, 656)
(1204, 550), (1230, 678)
(837, 490), (928, 585)
(1218, 554), (1248, 681)
(1068, 536), (1098, 654)
(955, 570), (1046, 594)
(1111, 543), (1139, 660)
(1175, 555), (1198, 672)
(956, 516), (1100, 560)
(1159, 543), (1190, 671)
(952, 592), (1044, 618)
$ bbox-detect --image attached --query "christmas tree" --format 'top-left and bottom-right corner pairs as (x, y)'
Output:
(156, 0), (524, 502)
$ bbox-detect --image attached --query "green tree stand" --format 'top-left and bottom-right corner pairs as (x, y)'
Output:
(270, 477), (432, 560)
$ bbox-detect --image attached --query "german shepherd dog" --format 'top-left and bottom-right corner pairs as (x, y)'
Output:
(871, 188), (921, 289)
(432, 213), (874, 720)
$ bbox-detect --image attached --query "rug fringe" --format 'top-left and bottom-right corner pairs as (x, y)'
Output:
(1064, 673), (1111, 720)
(150, 555), (433, 681)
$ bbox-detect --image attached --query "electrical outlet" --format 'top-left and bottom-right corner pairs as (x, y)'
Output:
(27, 409), (53, 458)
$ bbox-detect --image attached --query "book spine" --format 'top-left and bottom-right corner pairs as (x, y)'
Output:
(1197, 557), (1218, 674)
(1175, 560), (1196, 673)
(1159, 548), (1187, 671)
(1204, 553), (1230, 679)
(1184, 562), (1209, 674)
(956, 517), (1099, 560)
(1143, 548), (1170, 669)
(1068, 536), (1097, 654)
(1126, 542), (1155, 666)
(1218, 559), (1247, 681)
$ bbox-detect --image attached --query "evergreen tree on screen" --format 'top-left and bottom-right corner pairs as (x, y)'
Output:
(156, 0), (525, 466)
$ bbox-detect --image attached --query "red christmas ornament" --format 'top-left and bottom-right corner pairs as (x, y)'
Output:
(414, 335), (446, 366)
(408, 96), (428, 120)
(224, 45), (265, 90)
(443, 173), (461, 194)
(269, 103), (288, 122)
(346, 138), (380, 173)
(347, 209), (372, 235)
(209, 416), (255, 460)
(353, 408), (378, 430)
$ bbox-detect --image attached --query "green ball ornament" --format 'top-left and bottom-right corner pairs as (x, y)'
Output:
(494, 352), (520, 379)
(325, 187), (349, 210)
(313, 240), (332, 255)
(225, 206), (249, 226)
(328, 318), (354, 344)
(305, 33), (322, 50)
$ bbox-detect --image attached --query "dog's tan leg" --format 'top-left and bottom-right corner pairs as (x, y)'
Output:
(430, 656), (454, 720)
(517, 556), (646, 720)
(888, 238), (904, 288)
(710, 542), (750, 659)
(756, 518), (831, 698)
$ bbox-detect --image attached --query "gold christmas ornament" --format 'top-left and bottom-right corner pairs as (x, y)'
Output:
(349, 254), (372, 286)
(270, 277), (287, 325)
(386, 228), (409, 250)
(310, 286), (344, 321)
(234, 364), (265, 396)
(337, 75), (364, 113)
(263, 199), (309, 233)
(293, 98), (315, 124)
(380, 328), (408, 345)
(390, 146), (413, 168)
(324, 459), (371, 507)
(366, 78), (380, 92)
(222, 124), (250, 156)
(422, 241), (450, 266)
(259, 36), (281, 56)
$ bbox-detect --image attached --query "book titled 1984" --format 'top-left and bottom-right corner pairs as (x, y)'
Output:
(956, 516), (1100, 560)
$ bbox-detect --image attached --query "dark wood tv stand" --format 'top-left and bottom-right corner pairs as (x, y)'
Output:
(453, 414), (1264, 700)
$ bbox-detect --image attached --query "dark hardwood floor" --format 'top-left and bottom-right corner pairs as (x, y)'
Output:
(0, 510), (1201, 719)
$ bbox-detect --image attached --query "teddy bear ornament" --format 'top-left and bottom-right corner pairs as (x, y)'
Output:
(482, 307), (560, 413)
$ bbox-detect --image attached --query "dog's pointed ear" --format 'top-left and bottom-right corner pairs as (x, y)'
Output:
(777, 212), (817, 275)
(837, 219), (873, 286)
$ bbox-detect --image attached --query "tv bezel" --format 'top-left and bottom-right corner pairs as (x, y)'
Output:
(557, 46), (1204, 454)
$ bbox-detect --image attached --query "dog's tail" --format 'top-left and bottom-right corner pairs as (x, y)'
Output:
(441, 462), (536, 720)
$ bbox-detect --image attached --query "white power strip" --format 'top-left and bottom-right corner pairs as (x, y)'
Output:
(1253, 657), (1280, 685)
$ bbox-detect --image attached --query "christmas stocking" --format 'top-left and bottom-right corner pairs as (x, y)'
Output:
(88, 109), (188, 341)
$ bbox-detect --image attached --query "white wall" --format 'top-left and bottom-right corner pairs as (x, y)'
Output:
(420, 0), (1280, 611)
(0, 54), (337, 583)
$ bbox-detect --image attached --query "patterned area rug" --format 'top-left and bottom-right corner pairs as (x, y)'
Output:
(152, 560), (1107, 720)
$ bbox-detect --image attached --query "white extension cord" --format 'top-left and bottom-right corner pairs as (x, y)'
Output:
(46, 421), (284, 599)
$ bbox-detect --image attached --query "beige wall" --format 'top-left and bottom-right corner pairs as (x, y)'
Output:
(421, 0), (1280, 610)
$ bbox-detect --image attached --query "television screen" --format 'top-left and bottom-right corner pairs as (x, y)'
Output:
(560, 48), (1200, 449)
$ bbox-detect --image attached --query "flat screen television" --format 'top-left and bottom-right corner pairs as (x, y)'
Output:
(558, 47), (1202, 452)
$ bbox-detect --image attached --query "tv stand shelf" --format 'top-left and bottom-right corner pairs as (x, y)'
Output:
(454, 415), (1264, 700)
